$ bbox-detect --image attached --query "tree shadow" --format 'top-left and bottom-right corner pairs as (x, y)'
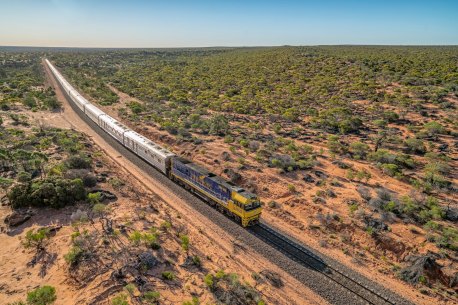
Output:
(5, 204), (81, 237)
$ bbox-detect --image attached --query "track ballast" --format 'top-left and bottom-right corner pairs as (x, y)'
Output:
(250, 223), (398, 305)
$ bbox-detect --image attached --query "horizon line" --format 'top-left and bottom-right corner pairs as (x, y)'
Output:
(2, 44), (458, 50)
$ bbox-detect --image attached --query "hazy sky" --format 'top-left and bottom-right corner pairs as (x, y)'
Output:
(1, 0), (457, 47)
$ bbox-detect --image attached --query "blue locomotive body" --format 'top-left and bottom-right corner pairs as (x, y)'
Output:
(171, 157), (231, 204)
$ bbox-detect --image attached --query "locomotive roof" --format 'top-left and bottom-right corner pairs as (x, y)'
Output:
(175, 157), (258, 199)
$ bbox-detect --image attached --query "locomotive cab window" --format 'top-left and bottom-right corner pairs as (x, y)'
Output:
(244, 200), (261, 211)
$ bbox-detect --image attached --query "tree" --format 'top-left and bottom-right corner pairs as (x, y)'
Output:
(23, 228), (51, 252)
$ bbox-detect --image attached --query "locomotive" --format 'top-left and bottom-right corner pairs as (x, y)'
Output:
(45, 59), (262, 227)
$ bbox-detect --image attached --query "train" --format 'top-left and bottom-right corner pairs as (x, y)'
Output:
(45, 59), (262, 227)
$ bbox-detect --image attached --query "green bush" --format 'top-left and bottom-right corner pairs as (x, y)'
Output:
(111, 293), (128, 305)
(436, 227), (458, 251)
(180, 234), (190, 251)
(8, 178), (86, 208)
(381, 163), (400, 177)
(398, 195), (444, 223)
(27, 286), (57, 305)
(64, 246), (84, 267)
(182, 297), (200, 305)
(65, 155), (91, 169)
(423, 121), (445, 137)
(404, 138), (426, 154)
(161, 271), (175, 280)
(204, 273), (214, 290)
(143, 291), (160, 303)
(382, 111), (399, 122)
(349, 141), (370, 159)
(313, 107), (362, 134)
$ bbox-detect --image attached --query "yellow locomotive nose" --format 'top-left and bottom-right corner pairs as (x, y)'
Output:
(229, 185), (262, 227)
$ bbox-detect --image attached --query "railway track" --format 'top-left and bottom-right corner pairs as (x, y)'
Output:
(250, 223), (396, 305)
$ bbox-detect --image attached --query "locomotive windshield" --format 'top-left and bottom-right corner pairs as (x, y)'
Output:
(244, 200), (261, 211)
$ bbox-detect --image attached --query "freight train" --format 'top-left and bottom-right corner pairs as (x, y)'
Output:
(45, 59), (262, 226)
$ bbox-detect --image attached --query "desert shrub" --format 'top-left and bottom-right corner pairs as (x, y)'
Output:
(43, 97), (60, 110)
(17, 171), (32, 183)
(124, 283), (136, 295)
(373, 119), (388, 128)
(82, 173), (97, 187)
(65, 155), (91, 169)
(368, 150), (415, 171)
(327, 135), (345, 154)
(296, 158), (316, 169)
(382, 111), (399, 122)
(268, 201), (278, 208)
(203, 270), (263, 304)
(282, 107), (300, 121)
(423, 121), (445, 137)
(356, 185), (371, 201)
(64, 246), (84, 267)
(191, 255), (201, 267)
(368, 149), (396, 164)
(248, 140), (260, 152)
(160, 221), (172, 231)
(8, 177), (86, 208)
(70, 209), (89, 223)
(180, 234), (190, 251)
(404, 138), (426, 154)
(287, 184), (296, 193)
(129, 231), (143, 246)
(376, 188), (392, 201)
(208, 114), (230, 136)
(87, 192), (101, 205)
(182, 297), (200, 305)
(111, 293), (128, 305)
(368, 198), (384, 209)
(269, 153), (295, 170)
(383, 201), (397, 212)
(27, 285), (57, 305)
(128, 101), (144, 114)
(349, 141), (370, 159)
(356, 170), (371, 182)
(313, 107), (363, 134)
(435, 226), (458, 251)
(161, 271), (175, 280)
(423, 162), (451, 189)
(398, 195), (444, 223)
(381, 163), (400, 177)
(224, 135), (234, 143)
(204, 273), (215, 290)
(143, 291), (160, 303)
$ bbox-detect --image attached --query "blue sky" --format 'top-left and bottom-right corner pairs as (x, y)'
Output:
(0, 0), (457, 47)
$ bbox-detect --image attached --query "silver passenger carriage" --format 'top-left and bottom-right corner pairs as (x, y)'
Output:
(123, 130), (175, 174)
(99, 115), (130, 143)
